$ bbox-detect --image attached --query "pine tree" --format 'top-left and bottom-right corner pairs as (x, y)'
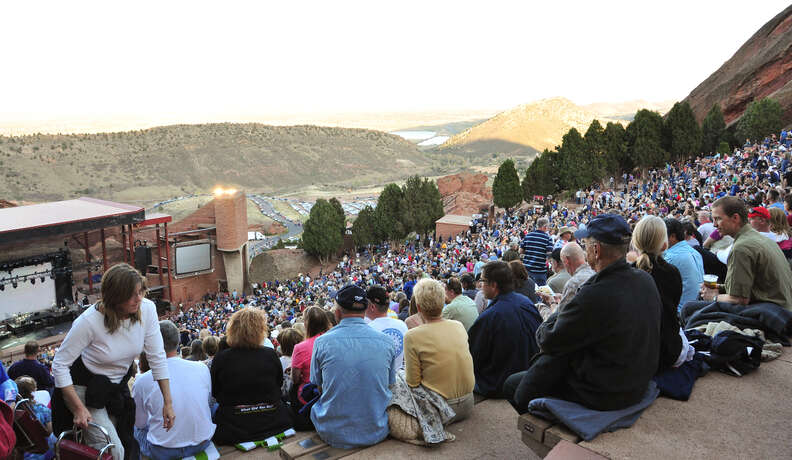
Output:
(492, 159), (523, 209)
(584, 120), (607, 178)
(328, 197), (346, 236)
(375, 183), (407, 243)
(627, 109), (667, 168)
(352, 205), (377, 247)
(557, 128), (589, 190)
(664, 101), (701, 160)
(302, 198), (343, 265)
(603, 122), (629, 173)
(522, 150), (557, 199)
(701, 104), (726, 154)
(736, 97), (783, 144)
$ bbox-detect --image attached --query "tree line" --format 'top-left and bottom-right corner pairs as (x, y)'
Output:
(300, 175), (444, 264)
(499, 97), (785, 204)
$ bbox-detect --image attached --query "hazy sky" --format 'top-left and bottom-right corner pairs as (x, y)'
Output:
(1, 0), (789, 121)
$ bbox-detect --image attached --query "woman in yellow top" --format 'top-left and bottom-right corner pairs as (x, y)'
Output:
(404, 278), (475, 424)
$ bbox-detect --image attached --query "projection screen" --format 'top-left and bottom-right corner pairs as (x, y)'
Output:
(0, 263), (56, 320)
(174, 240), (213, 276)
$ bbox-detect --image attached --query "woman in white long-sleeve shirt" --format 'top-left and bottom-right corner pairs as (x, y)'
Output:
(52, 263), (174, 460)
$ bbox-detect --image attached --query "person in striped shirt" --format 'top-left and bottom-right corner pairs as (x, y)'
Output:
(521, 218), (554, 286)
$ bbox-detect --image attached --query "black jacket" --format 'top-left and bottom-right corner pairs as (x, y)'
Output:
(640, 257), (684, 372)
(211, 347), (292, 444)
(536, 259), (662, 411)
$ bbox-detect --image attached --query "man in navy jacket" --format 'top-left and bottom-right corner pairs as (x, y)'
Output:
(467, 261), (542, 397)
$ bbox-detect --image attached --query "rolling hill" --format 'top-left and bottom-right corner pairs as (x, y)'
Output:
(437, 97), (627, 159)
(0, 123), (435, 202)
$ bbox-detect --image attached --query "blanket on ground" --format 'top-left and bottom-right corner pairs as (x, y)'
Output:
(527, 381), (660, 441)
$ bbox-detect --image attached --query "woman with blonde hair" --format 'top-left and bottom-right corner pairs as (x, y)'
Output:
(769, 207), (791, 242)
(52, 263), (172, 460)
(211, 307), (292, 444)
(404, 279), (475, 423)
(631, 216), (691, 372)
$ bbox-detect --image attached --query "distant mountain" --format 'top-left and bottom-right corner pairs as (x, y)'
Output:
(583, 100), (675, 120)
(682, 4), (792, 128)
(0, 123), (434, 202)
(438, 97), (626, 158)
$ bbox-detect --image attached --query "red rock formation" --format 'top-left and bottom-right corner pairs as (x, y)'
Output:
(437, 173), (492, 215)
(683, 5), (792, 128)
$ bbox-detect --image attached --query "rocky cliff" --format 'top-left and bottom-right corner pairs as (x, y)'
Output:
(437, 173), (492, 216)
(683, 5), (792, 128)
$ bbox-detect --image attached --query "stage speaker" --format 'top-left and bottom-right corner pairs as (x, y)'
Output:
(135, 246), (152, 271)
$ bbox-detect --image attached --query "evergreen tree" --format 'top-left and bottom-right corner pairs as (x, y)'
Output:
(736, 97), (783, 144)
(329, 197), (346, 236)
(302, 198), (343, 265)
(522, 150), (557, 199)
(557, 128), (589, 190)
(401, 175), (442, 234)
(627, 109), (667, 168)
(375, 183), (408, 243)
(418, 177), (444, 234)
(664, 101), (701, 160)
(352, 205), (377, 247)
(492, 158), (523, 209)
(603, 122), (629, 173)
(701, 104), (726, 154)
(584, 120), (607, 178)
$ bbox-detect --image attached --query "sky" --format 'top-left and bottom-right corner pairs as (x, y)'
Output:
(1, 0), (789, 125)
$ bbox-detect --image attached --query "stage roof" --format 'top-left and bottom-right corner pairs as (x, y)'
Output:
(0, 197), (145, 245)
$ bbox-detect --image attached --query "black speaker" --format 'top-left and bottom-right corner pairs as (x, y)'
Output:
(134, 246), (152, 271)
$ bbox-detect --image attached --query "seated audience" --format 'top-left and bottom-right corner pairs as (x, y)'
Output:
(310, 285), (397, 448)
(691, 197), (792, 312)
(508, 261), (540, 304)
(467, 260), (542, 398)
(277, 328), (303, 398)
(290, 306), (331, 424)
(8, 341), (54, 394)
(406, 279), (475, 423)
(203, 336), (219, 368)
(366, 285), (408, 368)
(546, 248), (570, 294)
(631, 216), (693, 372)
(16, 376), (55, 460)
(504, 214), (662, 413)
(188, 339), (207, 362)
(133, 320), (215, 458)
(441, 277), (479, 331)
(405, 296), (425, 329)
(663, 218), (704, 312)
(460, 273), (478, 301)
(211, 307), (292, 444)
(535, 242), (595, 319)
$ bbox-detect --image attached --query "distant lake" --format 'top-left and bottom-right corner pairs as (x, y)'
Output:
(390, 130), (436, 141)
(418, 136), (449, 146)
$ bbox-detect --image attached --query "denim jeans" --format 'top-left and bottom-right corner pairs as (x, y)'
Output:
(134, 426), (211, 460)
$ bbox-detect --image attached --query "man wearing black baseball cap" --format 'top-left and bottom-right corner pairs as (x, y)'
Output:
(504, 214), (663, 413)
(309, 284), (397, 448)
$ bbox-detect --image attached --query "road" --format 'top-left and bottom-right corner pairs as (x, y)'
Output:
(247, 194), (304, 259)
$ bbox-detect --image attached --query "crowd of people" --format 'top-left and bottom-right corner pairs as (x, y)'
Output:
(2, 132), (792, 459)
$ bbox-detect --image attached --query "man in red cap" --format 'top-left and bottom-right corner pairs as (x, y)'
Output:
(747, 206), (776, 240)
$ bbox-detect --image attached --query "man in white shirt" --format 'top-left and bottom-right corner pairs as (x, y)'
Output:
(133, 320), (215, 459)
(365, 285), (408, 369)
(697, 211), (716, 242)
